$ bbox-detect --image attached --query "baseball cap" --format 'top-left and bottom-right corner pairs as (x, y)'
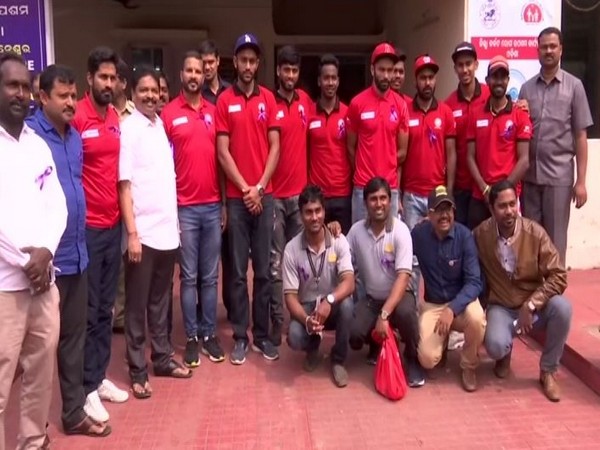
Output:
(428, 186), (456, 210)
(371, 43), (399, 64)
(234, 33), (261, 56)
(414, 54), (439, 75)
(451, 41), (477, 62)
(487, 55), (509, 76)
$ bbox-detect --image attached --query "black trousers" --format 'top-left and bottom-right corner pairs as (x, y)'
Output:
(124, 245), (177, 381)
(56, 272), (88, 429)
(468, 197), (491, 230)
(84, 225), (121, 394)
(325, 196), (352, 235)
(350, 291), (419, 361)
(453, 189), (472, 228)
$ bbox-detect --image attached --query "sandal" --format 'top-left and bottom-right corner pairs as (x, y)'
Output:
(131, 374), (152, 399)
(154, 359), (193, 378)
(65, 415), (112, 437)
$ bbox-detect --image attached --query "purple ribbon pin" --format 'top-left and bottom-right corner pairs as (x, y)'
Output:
(501, 124), (515, 139)
(389, 107), (398, 122)
(257, 105), (267, 122)
(337, 119), (346, 139)
(427, 127), (438, 146)
(35, 166), (53, 190)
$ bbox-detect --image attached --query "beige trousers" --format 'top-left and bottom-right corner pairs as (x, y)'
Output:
(418, 300), (486, 370)
(0, 287), (59, 450)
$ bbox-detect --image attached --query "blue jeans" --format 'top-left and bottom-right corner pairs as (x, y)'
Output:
(287, 298), (354, 364)
(178, 203), (222, 338)
(351, 187), (399, 224)
(402, 191), (428, 298)
(227, 196), (274, 342)
(484, 296), (572, 373)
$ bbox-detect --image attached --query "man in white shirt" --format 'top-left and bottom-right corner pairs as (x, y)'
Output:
(119, 67), (191, 399)
(0, 52), (68, 448)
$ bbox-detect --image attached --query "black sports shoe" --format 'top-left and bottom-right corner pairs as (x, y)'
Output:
(201, 335), (225, 363)
(251, 339), (279, 361)
(184, 337), (200, 368)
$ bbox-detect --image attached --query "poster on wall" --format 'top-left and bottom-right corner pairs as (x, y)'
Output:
(467, 0), (560, 100)
(0, 0), (55, 73)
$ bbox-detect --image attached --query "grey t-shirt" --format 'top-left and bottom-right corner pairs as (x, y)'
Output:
(282, 228), (353, 304)
(519, 69), (593, 186)
(347, 216), (413, 301)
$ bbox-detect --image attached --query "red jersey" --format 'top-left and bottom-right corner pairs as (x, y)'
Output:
(445, 80), (490, 191)
(161, 94), (220, 206)
(403, 98), (456, 196)
(307, 99), (351, 198)
(466, 97), (532, 199)
(215, 83), (280, 199)
(72, 93), (121, 228)
(346, 87), (409, 189)
(271, 89), (313, 198)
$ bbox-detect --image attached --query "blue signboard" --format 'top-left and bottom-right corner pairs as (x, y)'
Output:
(0, 0), (53, 73)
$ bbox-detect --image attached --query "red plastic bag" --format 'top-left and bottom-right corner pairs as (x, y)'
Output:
(371, 325), (407, 401)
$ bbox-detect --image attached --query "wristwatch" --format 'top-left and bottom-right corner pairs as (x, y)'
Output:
(527, 300), (536, 313)
(256, 184), (265, 197)
(380, 309), (390, 321)
(326, 294), (335, 305)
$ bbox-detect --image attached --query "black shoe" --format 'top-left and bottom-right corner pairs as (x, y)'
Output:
(251, 339), (280, 361)
(201, 335), (225, 363)
(270, 322), (283, 347)
(366, 342), (380, 366)
(184, 337), (200, 368)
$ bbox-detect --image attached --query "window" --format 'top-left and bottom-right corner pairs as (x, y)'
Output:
(130, 47), (164, 72)
(562, 1), (600, 138)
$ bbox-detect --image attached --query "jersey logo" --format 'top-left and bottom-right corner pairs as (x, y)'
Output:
(309, 120), (322, 129)
(360, 111), (375, 120)
(172, 116), (188, 127)
(200, 113), (213, 128)
(228, 104), (242, 113)
(298, 104), (306, 127)
(453, 109), (463, 118)
(434, 117), (442, 129)
(81, 129), (100, 139)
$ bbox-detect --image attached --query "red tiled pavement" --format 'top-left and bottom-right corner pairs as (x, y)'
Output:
(6, 270), (600, 449)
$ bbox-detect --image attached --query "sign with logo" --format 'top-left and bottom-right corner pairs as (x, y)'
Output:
(0, 0), (54, 73)
(467, 0), (560, 100)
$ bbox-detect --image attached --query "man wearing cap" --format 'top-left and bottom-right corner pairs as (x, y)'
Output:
(402, 54), (456, 297)
(216, 33), (281, 365)
(308, 54), (352, 235)
(347, 43), (409, 223)
(412, 186), (485, 392)
(518, 27), (593, 265)
(466, 56), (531, 229)
(391, 48), (411, 103)
(445, 42), (490, 226)
(269, 45), (313, 346)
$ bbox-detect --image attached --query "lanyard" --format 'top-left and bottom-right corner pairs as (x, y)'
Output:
(306, 249), (326, 287)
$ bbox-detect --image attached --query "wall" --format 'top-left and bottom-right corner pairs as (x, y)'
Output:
(567, 141), (600, 269)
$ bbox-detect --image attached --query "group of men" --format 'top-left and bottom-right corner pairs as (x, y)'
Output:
(0, 23), (592, 448)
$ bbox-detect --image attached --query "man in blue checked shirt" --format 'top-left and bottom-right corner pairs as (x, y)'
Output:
(26, 64), (111, 437)
(411, 185), (485, 393)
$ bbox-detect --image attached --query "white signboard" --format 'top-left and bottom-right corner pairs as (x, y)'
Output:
(466, 0), (561, 99)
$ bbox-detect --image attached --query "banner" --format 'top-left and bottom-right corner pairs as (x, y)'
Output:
(0, 0), (54, 73)
(467, 0), (560, 100)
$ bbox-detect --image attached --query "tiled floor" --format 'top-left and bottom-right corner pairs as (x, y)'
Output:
(5, 270), (600, 449)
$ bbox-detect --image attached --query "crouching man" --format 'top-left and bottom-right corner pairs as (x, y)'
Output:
(347, 177), (424, 388)
(412, 186), (485, 392)
(474, 180), (572, 402)
(284, 185), (355, 387)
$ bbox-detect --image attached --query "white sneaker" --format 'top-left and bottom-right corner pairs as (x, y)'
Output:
(448, 331), (465, 351)
(84, 390), (110, 422)
(98, 378), (129, 403)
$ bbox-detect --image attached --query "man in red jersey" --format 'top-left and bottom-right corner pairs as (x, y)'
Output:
(269, 45), (313, 346)
(445, 42), (490, 226)
(347, 42), (409, 223)
(72, 47), (129, 424)
(216, 33), (281, 365)
(308, 54), (352, 234)
(466, 56), (531, 229)
(402, 54), (456, 299)
(162, 51), (226, 368)
(391, 48), (411, 103)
